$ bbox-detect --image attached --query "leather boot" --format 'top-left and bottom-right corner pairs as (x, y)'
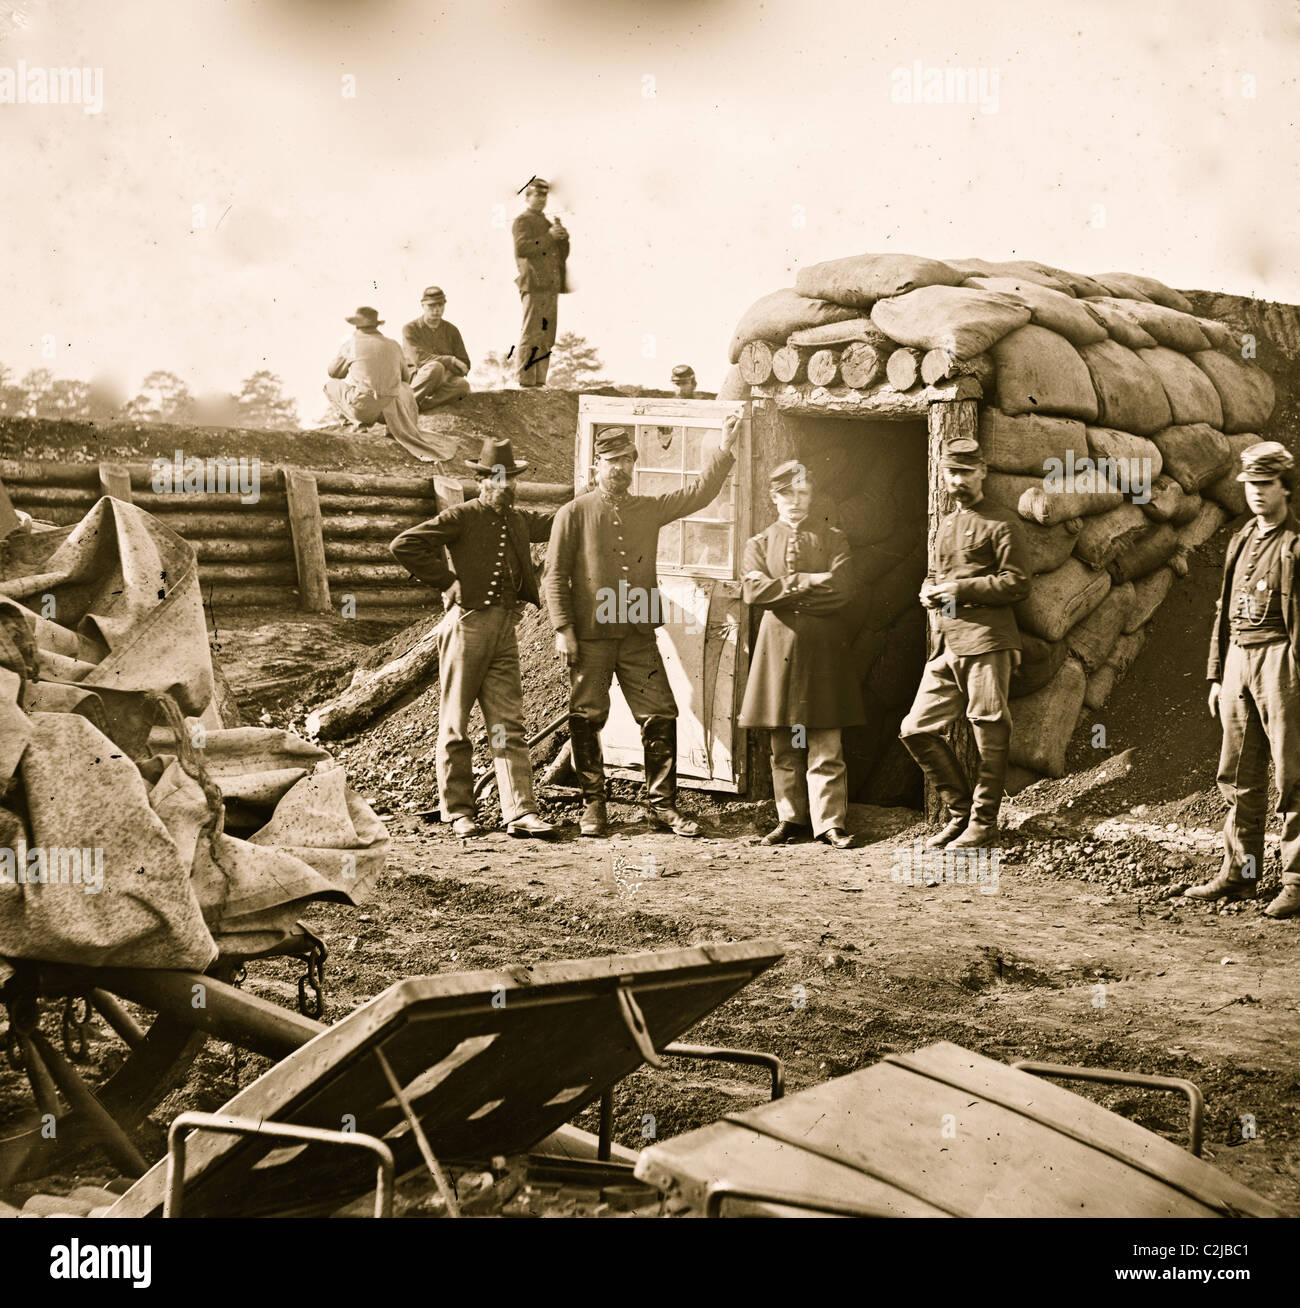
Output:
(1185, 869), (1259, 902)
(569, 716), (608, 837)
(1264, 884), (1300, 918)
(901, 731), (972, 848)
(641, 716), (701, 837)
(949, 721), (1010, 849)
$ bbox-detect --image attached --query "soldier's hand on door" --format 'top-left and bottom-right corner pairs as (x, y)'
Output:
(1208, 681), (1221, 718)
(720, 413), (741, 453)
(556, 626), (580, 666)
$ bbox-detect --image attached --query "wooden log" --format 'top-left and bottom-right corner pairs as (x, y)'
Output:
(313, 470), (439, 496)
(196, 562), (301, 584)
(806, 349), (841, 388)
(316, 494), (435, 515)
(336, 586), (433, 607)
(886, 347), (923, 391)
(306, 623), (441, 739)
(0, 459), (98, 487)
(201, 584), (302, 609)
(766, 383), (932, 421)
(133, 491), (288, 512)
(192, 538), (296, 563)
(771, 345), (812, 385)
(839, 342), (888, 390)
(920, 349), (995, 388)
(923, 395), (983, 822)
(325, 563), (413, 584)
(155, 512), (292, 537)
(7, 486), (99, 506)
(98, 463), (133, 503)
(738, 341), (775, 385)
(319, 513), (427, 538)
(323, 539), (405, 562)
(284, 469), (331, 614)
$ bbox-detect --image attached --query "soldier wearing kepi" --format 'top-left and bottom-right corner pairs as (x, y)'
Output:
(899, 436), (1030, 850)
(546, 416), (741, 837)
(740, 461), (864, 849)
(1189, 440), (1300, 920)
(511, 177), (569, 387)
(390, 438), (556, 840)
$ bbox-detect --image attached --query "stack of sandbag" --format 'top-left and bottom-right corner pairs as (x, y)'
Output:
(726, 253), (1279, 787)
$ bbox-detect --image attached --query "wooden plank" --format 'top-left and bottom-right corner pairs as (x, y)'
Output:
(282, 469), (331, 613)
(762, 381), (932, 421)
(97, 463), (133, 503)
(889, 1043), (1279, 1217)
(725, 1060), (1219, 1217)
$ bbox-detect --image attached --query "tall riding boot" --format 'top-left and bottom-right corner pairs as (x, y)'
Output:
(901, 731), (972, 848)
(641, 716), (701, 838)
(568, 715), (608, 837)
(949, 721), (1010, 849)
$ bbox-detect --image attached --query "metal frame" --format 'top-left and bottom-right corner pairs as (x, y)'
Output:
(1011, 1060), (1204, 1157)
(163, 1111), (394, 1218)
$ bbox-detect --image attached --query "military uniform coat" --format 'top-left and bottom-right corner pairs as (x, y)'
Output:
(738, 520), (866, 729)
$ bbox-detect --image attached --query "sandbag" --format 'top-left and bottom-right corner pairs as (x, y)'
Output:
(1067, 582), (1137, 669)
(869, 285), (1030, 359)
(1093, 272), (1194, 313)
(1008, 658), (1087, 778)
(1011, 632), (1069, 696)
(1084, 665), (1119, 711)
(1140, 474), (1189, 523)
(1086, 426), (1163, 492)
(794, 253), (962, 309)
(1077, 339), (1173, 436)
(1015, 558), (1111, 642)
(1189, 351), (1276, 433)
(1108, 628), (1148, 677)
(1125, 567), (1174, 633)
(979, 408), (1089, 476)
(991, 324), (1099, 421)
(1081, 298), (1158, 350)
(1087, 298), (1209, 353)
(1136, 346), (1225, 428)
(1202, 432), (1261, 516)
(982, 471), (1121, 525)
(945, 258), (1074, 294)
(1033, 266), (1112, 299)
(1072, 506), (1149, 571)
(963, 277), (1108, 346)
(1107, 523), (1180, 583)
(787, 317), (882, 347)
(1176, 500), (1229, 553)
(728, 288), (858, 364)
(1171, 490), (1204, 527)
(1018, 518), (1083, 574)
(717, 364), (750, 400)
(1195, 317), (1235, 350)
(1149, 423), (1233, 494)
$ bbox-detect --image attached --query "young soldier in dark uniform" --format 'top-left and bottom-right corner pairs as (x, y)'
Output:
(1189, 441), (1300, 920)
(739, 461), (864, 848)
(899, 436), (1030, 849)
(390, 438), (556, 840)
(545, 417), (740, 837)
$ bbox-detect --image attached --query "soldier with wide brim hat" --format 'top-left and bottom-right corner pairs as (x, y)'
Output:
(466, 437), (529, 478)
(345, 306), (384, 328)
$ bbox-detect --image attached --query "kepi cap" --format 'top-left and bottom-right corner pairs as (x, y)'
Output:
(1237, 440), (1294, 483)
(940, 436), (984, 469)
(594, 426), (636, 459)
(671, 364), (696, 382)
(769, 459), (809, 493)
(524, 177), (550, 192)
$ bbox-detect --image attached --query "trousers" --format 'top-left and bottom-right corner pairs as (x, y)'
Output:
(900, 647), (1014, 735)
(323, 377), (385, 426)
(770, 727), (847, 836)
(1217, 640), (1300, 886)
(435, 604), (536, 823)
(410, 359), (471, 410)
(518, 290), (558, 386)
(568, 632), (677, 726)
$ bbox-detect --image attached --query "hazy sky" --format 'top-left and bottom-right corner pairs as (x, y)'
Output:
(1, 0), (1297, 418)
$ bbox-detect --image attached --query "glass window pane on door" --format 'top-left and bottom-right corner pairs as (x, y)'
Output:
(683, 521), (732, 572)
(684, 426), (720, 472)
(657, 521), (683, 567)
(636, 471), (682, 500)
(636, 425), (684, 472)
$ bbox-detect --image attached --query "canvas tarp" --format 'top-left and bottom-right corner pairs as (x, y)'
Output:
(0, 498), (386, 969)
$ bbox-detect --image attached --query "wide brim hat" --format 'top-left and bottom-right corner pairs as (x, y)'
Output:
(345, 306), (383, 327)
(467, 436), (528, 477)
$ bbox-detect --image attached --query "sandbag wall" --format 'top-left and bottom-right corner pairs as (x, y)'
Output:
(731, 252), (1278, 788)
(0, 458), (571, 616)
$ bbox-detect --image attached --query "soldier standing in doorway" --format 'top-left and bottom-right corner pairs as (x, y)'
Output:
(1188, 441), (1300, 920)
(512, 178), (568, 387)
(898, 436), (1030, 850)
(545, 417), (741, 837)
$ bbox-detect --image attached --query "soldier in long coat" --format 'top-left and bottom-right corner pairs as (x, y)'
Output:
(511, 177), (568, 387)
(739, 461), (865, 848)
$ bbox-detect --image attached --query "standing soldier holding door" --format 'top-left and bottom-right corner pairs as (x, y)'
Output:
(512, 177), (568, 387)
(545, 416), (741, 838)
(1189, 441), (1300, 920)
